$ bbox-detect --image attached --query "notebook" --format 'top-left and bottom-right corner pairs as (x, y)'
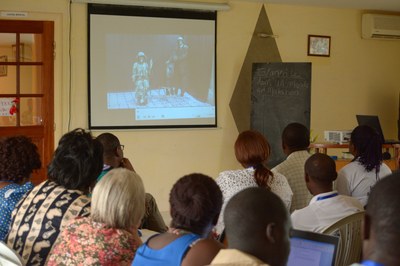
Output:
(287, 229), (339, 266)
(356, 115), (400, 144)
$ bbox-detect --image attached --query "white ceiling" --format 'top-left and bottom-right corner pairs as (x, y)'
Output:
(243, 0), (400, 12)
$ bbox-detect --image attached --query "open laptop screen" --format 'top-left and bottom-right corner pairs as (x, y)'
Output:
(356, 115), (386, 143)
(287, 229), (339, 266)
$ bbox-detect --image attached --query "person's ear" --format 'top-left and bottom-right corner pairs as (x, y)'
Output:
(363, 214), (371, 240)
(266, 223), (276, 244)
(305, 172), (310, 183)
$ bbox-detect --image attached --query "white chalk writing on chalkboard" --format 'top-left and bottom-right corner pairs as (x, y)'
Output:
(251, 62), (311, 168)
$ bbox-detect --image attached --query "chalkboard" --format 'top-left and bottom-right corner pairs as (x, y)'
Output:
(251, 63), (311, 168)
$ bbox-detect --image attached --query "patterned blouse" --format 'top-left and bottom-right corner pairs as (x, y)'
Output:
(5, 180), (91, 266)
(0, 182), (33, 241)
(48, 217), (140, 266)
(215, 168), (293, 235)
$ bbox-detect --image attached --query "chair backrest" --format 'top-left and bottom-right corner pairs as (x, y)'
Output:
(322, 211), (365, 266)
(0, 241), (23, 266)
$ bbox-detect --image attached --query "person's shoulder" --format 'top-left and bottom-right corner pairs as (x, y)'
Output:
(380, 162), (392, 173)
(184, 238), (223, 266)
(217, 169), (249, 181)
(338, 160), (360, 174)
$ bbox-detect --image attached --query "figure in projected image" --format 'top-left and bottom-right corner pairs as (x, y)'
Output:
(133, 51), (152, 105)
(166, 36), (189, 97)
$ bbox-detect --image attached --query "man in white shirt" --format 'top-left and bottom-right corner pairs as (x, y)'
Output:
(272, 122), (312, 212)
(209, 187), (290, 266)
(291, 153), (363, 233)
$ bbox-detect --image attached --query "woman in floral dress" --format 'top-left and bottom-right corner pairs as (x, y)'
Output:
(48, 168), (146, 265)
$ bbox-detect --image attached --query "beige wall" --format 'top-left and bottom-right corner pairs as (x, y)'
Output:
(1, 0), (400, 211)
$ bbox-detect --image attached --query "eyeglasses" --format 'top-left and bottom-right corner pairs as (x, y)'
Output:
(119, 144), (125, 151)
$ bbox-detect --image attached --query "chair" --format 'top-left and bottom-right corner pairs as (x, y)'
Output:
(0, 241), (23, 266)
(322, 211), (365, 266)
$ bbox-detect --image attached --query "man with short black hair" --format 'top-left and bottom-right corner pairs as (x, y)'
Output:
(209, 187), (290, 266)
(96, 133), (167, 233)
(272, 122), (312, 212)
(351, 172), (400, 266)
(291, 153), (363, 232)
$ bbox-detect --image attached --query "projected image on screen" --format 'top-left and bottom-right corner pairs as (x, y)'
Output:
(88, 5), (216, 129)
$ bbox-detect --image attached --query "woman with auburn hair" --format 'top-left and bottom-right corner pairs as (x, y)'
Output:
(336, 125), (391, 206)
(0, 136), (41, 241)
(48, 168), (145, 265)
(132, 173), (223, 266)
(215, 130), (293, 235)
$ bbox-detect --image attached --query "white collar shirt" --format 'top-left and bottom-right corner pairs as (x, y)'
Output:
(336, 160), (391, 206)
(291, 190), (364, 233)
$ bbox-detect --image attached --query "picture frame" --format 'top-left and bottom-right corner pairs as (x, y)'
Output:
(0, 56), (7, 77)
(308, 35), (331, 57)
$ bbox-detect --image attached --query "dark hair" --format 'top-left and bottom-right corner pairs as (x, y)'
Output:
(282, 123), (310, 151)
(169, 173), (223, 235)
(225, 186), (287, 239)
(47, 128), (103, 192)
(224, 187), (289, 266)
(235, 130), (273, 188)
(351, 125), (382, 172)
(305, 153), (337, 184)
(0, 136), (41, 183)
(96, 133), (120, 159)
(367, 173), (400, 255)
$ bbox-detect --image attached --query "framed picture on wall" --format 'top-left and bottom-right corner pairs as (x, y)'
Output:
(0, 56), (7, 76)
(308, 35), (331, 57)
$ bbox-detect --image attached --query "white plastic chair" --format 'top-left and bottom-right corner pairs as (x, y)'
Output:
(0, 242), (23, 266)
(322, 211), (365, 266)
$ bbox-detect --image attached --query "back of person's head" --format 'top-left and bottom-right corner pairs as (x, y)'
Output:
(234, 130), (273, 188)
(282, 122), (310, 152)
(48, 128), (103, 192)
(364, 172), (400, 264)
(169, 173), (222, 236)
(91, 168), (145, 231)
(351, 125), (382, 172)
(97, 132), (120, 159)
(305, 153), (337, 185)
(224, 187), (290, 266)
(0, 136), (41, 183)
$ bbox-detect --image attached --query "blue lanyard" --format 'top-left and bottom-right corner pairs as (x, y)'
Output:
(361, 260), (384, 266)
(316, 193), (338, 201)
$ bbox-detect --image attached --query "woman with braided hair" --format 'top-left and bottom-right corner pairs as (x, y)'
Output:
(337, 125), (392, 206)
(215, 130), (293, 236)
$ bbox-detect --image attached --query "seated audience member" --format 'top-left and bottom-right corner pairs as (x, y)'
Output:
(5, 128), (103, 266)
(96, 132), (167, 233)
(350, 172), (400, 266)
(272, 122), (312, 212)
(132, 173), (223, 266)
(336, 125), (391, 206)
(48, 168), (145, 265)
(291, 153), (363, 232)
(0, 136), (41, 241)
(209, 187), (290, 266)
(215, 130), (292, 235)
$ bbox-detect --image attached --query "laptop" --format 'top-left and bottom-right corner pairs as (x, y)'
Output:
(356, 115), (400, 144)
(287, 229), (339, 266)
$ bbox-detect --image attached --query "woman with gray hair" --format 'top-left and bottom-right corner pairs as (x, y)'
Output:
(48, 168), (146, 265)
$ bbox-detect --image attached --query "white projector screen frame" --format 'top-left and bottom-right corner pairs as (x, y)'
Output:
(88, 4), (217, 129)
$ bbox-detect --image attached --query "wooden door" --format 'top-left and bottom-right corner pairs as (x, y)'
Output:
(0, 20), (54, 185)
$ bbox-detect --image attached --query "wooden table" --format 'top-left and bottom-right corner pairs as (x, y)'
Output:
(309, 143), (400, 171)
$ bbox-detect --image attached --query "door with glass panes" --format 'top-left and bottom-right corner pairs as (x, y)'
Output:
(0, 20), (54, 184)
